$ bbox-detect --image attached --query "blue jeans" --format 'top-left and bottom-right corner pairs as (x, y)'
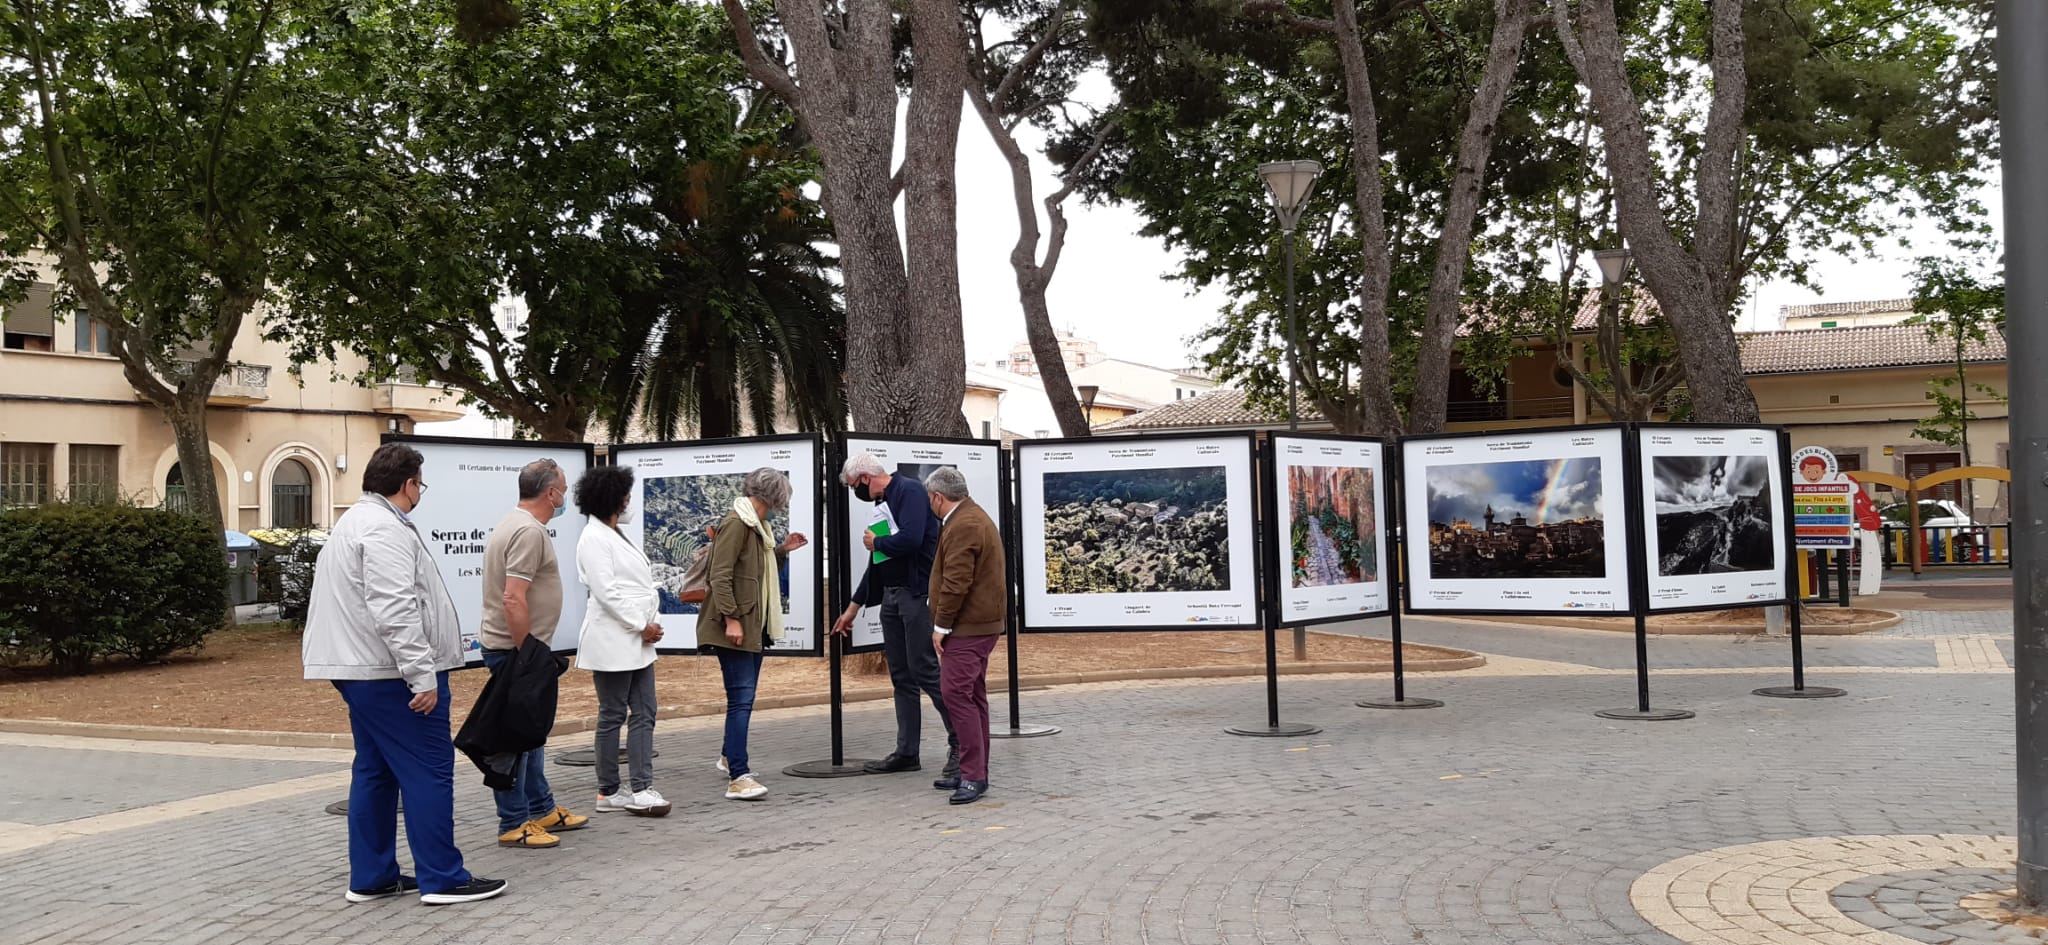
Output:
(480, 649), (556, 833)
(334, 674), (471, 895)
(715, 647), (764, 777)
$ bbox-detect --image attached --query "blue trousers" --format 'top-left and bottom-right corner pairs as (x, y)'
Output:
(481, 648), (557, 833)
(335, 674), (471, 895)
(715, 647), (763, 777)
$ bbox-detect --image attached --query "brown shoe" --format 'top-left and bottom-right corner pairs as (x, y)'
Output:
(532, 805), (589, 832)
(496, 822), (559, 849)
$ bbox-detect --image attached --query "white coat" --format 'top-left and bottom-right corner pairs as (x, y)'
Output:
(302, 494), (465, 693)
(574, 521), (660, 672)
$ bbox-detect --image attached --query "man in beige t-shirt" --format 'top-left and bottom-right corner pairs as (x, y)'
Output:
(478, 458), (587, 849)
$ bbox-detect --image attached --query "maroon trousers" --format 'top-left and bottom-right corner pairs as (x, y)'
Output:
(938, 632), (999, 782)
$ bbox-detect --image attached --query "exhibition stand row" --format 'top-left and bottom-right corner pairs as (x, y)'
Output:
(385, 423), (1836, 763)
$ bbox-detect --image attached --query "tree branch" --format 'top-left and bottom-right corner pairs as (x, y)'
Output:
(1241, 0), (1335, 33)
(203, 0), (277, 246)
(1692, 0), (1747, 296)
(990, 0), (1070, 116)
(721, 0), (803, 105)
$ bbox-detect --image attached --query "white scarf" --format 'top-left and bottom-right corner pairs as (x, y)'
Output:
(731, 496), (783, 644)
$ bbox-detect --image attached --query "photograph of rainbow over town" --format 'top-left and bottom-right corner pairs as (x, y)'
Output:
(1424, 457), (1606, 579)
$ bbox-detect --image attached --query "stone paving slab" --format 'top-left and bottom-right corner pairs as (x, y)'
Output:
(0, 743), (345, 826)
(0, 663), (2019, 945)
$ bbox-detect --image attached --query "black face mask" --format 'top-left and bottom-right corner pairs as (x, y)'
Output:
(853, 480), (876, 503)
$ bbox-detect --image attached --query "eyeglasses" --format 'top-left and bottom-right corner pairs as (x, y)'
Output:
(413, 479), (429, 492)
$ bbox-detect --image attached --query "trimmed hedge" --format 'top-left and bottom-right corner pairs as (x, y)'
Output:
(0, 503), (228, 673)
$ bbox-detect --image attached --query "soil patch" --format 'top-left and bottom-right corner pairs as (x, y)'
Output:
(1471, 606), (1901, 635)
(0, 623), (1473, 736)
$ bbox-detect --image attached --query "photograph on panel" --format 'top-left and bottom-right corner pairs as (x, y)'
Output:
(1651, 455), (1775, 577)
(1287, 464), (1377, 589)
(1424, 457), (1607, 579)
(642, 470), (791, 615)
(1042, 466), (1231, 594)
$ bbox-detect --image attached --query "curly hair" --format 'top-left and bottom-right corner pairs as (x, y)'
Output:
(575, 464), (636, 521)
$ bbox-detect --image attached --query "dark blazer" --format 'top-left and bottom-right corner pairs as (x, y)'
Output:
(454, 635), (567, 789)
(851, 475), (940, 604)
(930, 498), (1006, 637)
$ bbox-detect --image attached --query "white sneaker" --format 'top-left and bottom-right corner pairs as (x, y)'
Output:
(716, 755), (729, 775)
(625, 788), (672, 817)
(724, 773), (767, 801)
(594, 792), (633, 814)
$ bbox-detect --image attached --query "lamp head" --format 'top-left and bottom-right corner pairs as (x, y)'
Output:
(1258, 160), (1324, 222)
(1593, 247), (1632, 287)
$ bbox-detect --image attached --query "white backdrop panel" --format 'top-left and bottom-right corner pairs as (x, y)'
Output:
(840, 437), (1004, 651)
(618, 438), (820, 655)
(1637, 426), (1790, 611)
(1020, 436), (1258, 629)
(1272, 436), (1391, 622)
(400, 439), (590, 661)
(1401, 428), (1631, 613)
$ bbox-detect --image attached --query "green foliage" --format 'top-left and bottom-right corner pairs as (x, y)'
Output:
(270, 0), (842, 441)
(1907, 256), (2005, 458)
(253, 530), (324, 630)
(0, 504), (227, 673)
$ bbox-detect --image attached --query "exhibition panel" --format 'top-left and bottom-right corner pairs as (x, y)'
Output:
(1636, 425), (1792, 613)
(382, 435), (593, 661)
(1018, 433), (1262, 631)
(1266, 433), (1393, 626)
(612, 434), (825, 657)
(837, 435), (1007, 655)
(1400, 426), (1632, 615)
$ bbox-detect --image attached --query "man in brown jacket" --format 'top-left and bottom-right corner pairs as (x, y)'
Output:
(924, 466), (1005, 805)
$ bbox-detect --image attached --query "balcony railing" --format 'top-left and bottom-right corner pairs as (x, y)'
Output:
(1446, 395), (1574, 424)
(145, 360), (271, 405)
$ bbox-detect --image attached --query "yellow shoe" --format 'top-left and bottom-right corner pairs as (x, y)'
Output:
(496, 822), (559, 849)
(533, 805), (589, 833)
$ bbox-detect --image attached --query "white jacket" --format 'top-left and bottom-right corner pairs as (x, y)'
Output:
(302, 494), (465, 693)
(574, 522), (660, 672)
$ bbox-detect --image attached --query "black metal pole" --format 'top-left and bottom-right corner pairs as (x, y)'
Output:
(1265, 623), (1282, 728)
(829, 634), (845, 767)
(1391, 605), (1407, 702)
(2002, 0), (2048, 906)
(1005, 615), (1022, 730)
(1790, 599), (1806, 691)
(1634, 610), (1650, 713)
(1837, 549), (1851, 608)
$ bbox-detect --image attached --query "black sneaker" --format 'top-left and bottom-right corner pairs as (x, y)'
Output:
(421, 877), (508, 905)
(862, 754), (920, 774)
(345, 874), (419, 903)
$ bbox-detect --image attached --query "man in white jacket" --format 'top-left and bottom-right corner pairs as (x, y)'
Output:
(302, 443), (506, 906)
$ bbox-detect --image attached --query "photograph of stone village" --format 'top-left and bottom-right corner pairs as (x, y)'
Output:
(1427, 502), (1608, 579)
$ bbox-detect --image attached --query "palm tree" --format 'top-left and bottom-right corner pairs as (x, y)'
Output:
(609, 92), (845, 442)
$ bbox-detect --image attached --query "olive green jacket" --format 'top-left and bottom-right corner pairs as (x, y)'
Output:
(698, 512), (784, 653)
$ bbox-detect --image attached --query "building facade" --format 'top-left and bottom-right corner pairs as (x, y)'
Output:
(1, 267), (466, 530)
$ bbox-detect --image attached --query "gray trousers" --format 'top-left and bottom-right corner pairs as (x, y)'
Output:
(592, 666), (657, 795)
(880, 587), (956, 759)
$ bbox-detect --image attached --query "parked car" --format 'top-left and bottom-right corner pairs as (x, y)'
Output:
(1876, 499), (1985, 563)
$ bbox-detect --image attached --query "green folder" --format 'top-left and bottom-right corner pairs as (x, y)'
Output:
(868, 519), (893, 564)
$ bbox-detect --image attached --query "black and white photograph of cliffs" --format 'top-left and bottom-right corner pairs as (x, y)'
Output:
(1653, 455), (1775, 576)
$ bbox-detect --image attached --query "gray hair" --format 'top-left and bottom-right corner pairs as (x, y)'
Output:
(740, 467), (793, 510)
(923, 466), (969, 501)
(517, 458), (564, 500)
(840, 452), (886, 484)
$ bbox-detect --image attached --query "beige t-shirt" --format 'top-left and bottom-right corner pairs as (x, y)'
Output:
(479, 508), (563, 650)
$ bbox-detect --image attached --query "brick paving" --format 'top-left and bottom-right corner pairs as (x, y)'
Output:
(0, 611), (2032, 945)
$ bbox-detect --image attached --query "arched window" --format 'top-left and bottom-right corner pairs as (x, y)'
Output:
(164, 462), (187, 513)
(272, 458), (313, 528)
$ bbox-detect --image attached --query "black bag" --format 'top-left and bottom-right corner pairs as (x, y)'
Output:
(454, 635), (567, 788)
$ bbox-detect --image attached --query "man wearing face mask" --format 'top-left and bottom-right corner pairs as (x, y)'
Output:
(477, 458), (589, 849)
(830, 453), (957, 778)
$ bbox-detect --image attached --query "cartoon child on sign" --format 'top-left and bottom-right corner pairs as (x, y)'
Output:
(1798, 455), (1830, 483)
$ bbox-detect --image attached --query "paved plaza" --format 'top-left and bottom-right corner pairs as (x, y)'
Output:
(0, 601), (2034, 945)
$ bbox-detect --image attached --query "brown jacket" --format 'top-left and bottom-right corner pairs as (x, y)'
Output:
(930, 498), (1006, 637)
(698, 513), (785, 653)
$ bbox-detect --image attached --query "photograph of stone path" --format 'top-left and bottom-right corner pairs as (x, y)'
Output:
(2, 577), (2035, 945)
(1288, 464), (1376, 589)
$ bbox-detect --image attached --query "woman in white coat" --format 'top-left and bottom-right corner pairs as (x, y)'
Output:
(572, 465), (670, 817)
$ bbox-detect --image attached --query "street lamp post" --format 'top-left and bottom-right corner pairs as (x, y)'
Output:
(1078, 385), (1099, 432)
(1259, 160), (1324, 432)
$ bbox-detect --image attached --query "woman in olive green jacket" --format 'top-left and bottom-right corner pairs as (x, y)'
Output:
(700, 468), (807, 800)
